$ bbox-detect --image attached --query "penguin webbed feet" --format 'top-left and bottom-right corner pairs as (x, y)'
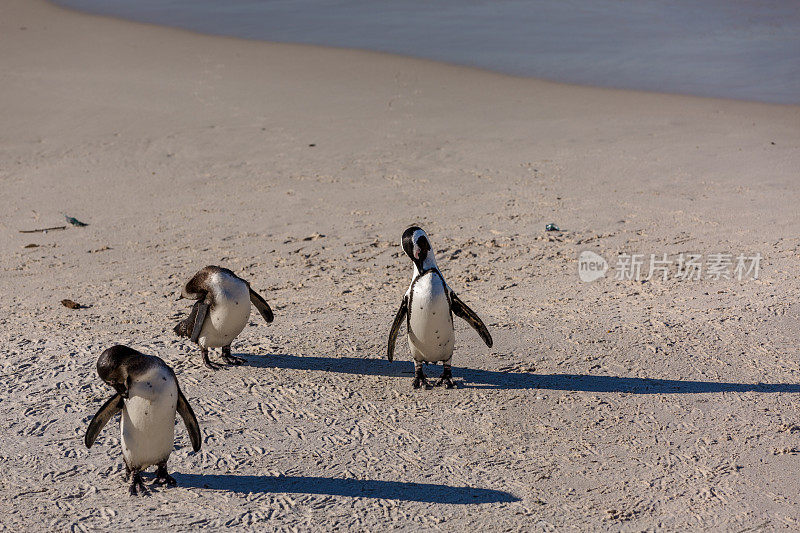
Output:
(201, 348), (222, 370)
(221, 346), (246, 366)
(435, 376), (455, 389)
(128, 471), (148, 496)
(154, 463), (177, 487)
(435, 366), (455, 389)
(412, 368), (431, 390)
(412, 376), (431, 389)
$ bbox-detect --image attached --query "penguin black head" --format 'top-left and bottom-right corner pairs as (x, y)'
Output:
(402, 226), (433, 271)
(97, 345), (149, 398)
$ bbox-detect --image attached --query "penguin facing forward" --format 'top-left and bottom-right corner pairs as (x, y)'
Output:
(174, 265), (274, 370)
(387, 226), (493, 389)
(84, 345), (201, 495)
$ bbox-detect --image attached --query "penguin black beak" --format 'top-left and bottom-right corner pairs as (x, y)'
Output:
(111, 381), (129, 399)
(414, 236), (431, 262)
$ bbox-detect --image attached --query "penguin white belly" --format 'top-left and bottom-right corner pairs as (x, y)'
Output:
(407, 273), (455, 362)
(121, 366), (178, 469)
(198, 273), (251, 348)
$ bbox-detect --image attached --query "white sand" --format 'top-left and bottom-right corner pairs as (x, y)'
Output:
(2, 0), (800, 530)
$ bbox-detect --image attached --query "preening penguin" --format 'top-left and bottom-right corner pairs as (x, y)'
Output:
(84, 345), (201, 495)
(387, 226), (493, 388)
(174, 265), (274, 369)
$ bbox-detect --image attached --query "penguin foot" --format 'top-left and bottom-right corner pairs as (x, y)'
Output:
(435, 366), (455, 388)
(221, 347), (245, 366)
(122, 465), (131, 482)
(435, 376), (455, 389)
(128, 472), (148, 496)
(223, 355), (246, 365)
(203, 359), (222, 370)
(412, 377), (431, 389)
(412, 370), (431, 389)
(155, 474), (177, 487)
(153, 469), (178, 487)
(154, 463), (177, 487)
(201, 349), (222, 370)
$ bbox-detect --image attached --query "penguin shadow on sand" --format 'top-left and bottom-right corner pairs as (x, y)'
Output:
(172, 473), (518, 504)
(237, 353), (800, 394)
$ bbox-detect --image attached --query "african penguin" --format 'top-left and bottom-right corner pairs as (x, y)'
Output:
(84, 345), (201, 495)
(174, 265), (274, 370)
(388, 226), (493, 388)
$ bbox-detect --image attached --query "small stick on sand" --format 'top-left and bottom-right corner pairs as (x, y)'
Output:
(19, 226), (67, 234)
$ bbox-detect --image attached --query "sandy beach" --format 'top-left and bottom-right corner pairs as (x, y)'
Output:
(2, 0), (800, 530)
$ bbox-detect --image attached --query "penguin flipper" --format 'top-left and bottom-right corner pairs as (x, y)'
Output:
(190, 301), (209, 343)
(177, 388), (202, 452)
(450, 292), (493, 348)
(387, 296), (408, 362)
(174, 299), (203, 339)
(85, 393), (124, 448)
(249, 288), (274, 323)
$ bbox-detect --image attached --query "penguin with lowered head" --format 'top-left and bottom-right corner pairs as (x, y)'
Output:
(85, 345), (201, 495)
(387, 226), (493, 388)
